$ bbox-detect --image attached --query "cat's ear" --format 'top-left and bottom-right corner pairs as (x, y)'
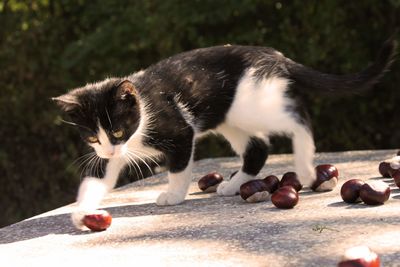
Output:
(116, 80), (138, 101)
(52, 93), (80, 112)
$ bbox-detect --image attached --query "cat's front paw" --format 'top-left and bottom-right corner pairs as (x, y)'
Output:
(156, 192), (185, 206)
(297, 167), (317, 187)
(217, 181), (240, 196)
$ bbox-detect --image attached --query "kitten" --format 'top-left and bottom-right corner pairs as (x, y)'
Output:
(54, 38), (396, 229)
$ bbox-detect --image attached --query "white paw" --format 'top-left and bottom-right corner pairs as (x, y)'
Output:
(297, 167), (316, 187)
(217, 181), (240, 196)
(156, 192), (185, 206)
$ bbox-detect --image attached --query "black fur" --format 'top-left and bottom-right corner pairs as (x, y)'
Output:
(286, 35), (397, 95)
(242, 137), (269, 176)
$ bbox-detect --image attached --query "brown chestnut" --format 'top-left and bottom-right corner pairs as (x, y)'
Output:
(83, 210), (112, 232)
(279, 172), (303, 192)
(311, 164), (339, 192)
(340, 179), (365, 203)
(263, 175), (279, 193)
(378, 162), (392, 178)
(198, 172), (223, 193)
(240, 179), (270, 203)
(359, 181), (390, 205)
(338, 246), (380, 267)
(271, 186), (299, 209)
(392, 169), (400, 188)
(378, 156), (400, 177)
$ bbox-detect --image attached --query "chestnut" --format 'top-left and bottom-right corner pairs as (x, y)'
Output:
(271, 186), (299, 209)
(359, 181), (390, 205)
(263, 175), (279, 193)
(311, 164), (339, 192)
(279, 172), (303, 192)
(340, 179), (365, 203)
(378, 156), (400, 177)
(392, 169), (400, 188)
(198, 172), (223, 193)
(240, 179), (270, 203)
(378, 162), (392, 178)
(338, 246), (380, 267)
(83, 210), (112, 232)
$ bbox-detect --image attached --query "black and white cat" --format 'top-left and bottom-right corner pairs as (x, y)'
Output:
(54, 38), (396, 229)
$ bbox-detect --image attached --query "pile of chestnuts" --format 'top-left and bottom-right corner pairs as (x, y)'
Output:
(341, 179), (390, 205)
(340, 152), (400, 206)
(239, 172), (299, 209)
(197, 164), (339, 209)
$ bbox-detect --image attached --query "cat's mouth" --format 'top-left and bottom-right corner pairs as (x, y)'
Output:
(94, 144), (126, 159)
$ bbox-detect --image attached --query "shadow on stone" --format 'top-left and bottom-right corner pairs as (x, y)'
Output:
(327, 201), (348, 208)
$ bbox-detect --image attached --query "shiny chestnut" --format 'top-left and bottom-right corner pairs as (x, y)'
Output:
(271, 186), (299, 209)
(83, 210), (112, 232)
(359, 181), (390, 205)
(311, 164), (339, 192)
(263, 175), (280, 194)
(392, 169), (400, 189)
(279, 172), (302, 192)
(340, 179), (365, 203)
(198, 172), (224, 193)
(240, 179), (270, 203)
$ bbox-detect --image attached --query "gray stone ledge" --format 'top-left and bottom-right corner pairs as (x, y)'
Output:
(1, 150), (400, 267)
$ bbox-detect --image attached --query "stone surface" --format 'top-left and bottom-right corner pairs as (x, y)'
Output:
(1, 150), (400, 267)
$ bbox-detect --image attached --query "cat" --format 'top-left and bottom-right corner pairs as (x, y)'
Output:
(54, 37), (396, 229)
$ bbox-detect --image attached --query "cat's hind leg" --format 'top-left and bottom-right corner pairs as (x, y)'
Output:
(292, 123), (316, 187)
(216, 124), (269, 196)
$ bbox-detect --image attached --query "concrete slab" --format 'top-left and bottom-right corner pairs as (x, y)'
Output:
(1, 150), (400, 267)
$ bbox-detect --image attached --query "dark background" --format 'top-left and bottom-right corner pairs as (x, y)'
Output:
(1, 0), (399, 228)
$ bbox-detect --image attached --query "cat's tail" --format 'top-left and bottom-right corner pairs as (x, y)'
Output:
(286, 34), (397, 95)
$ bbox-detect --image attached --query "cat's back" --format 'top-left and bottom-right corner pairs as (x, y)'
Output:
(133, 45), (287, 131)
(150, 44), (281, 73)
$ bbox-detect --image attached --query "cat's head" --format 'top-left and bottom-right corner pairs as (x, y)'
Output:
(53, 78), (141, 159)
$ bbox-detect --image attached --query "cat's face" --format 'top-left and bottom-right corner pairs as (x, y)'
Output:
(54, 79), (140, 159)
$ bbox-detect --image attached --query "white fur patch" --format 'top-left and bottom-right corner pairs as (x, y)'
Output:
(226, 70), (295, 133)
(217, 170), (254, 196)
(122, 97), (163, 174)
(223, 69), (316, 186)
(156, 140), (195, 206)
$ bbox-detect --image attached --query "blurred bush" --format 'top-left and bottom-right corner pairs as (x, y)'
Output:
(0, 0), (399, 227)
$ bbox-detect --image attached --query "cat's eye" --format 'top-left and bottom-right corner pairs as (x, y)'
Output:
(87, 136), (98, 143)
(112, 130), (124, 138)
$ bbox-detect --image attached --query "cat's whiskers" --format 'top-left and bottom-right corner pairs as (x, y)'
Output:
(128, 151), (155, 177)
(124, 152), (145, 181)
(123, 153), (142, 181)
(69, 151), (96, 171)
(132, 149), (160, 170)
(81, 153), (103, 180)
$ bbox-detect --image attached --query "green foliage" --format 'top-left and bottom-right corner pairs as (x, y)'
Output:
(0, 0), (399, 227)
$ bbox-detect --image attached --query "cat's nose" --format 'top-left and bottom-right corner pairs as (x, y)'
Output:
(107, 147), (115, 157)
